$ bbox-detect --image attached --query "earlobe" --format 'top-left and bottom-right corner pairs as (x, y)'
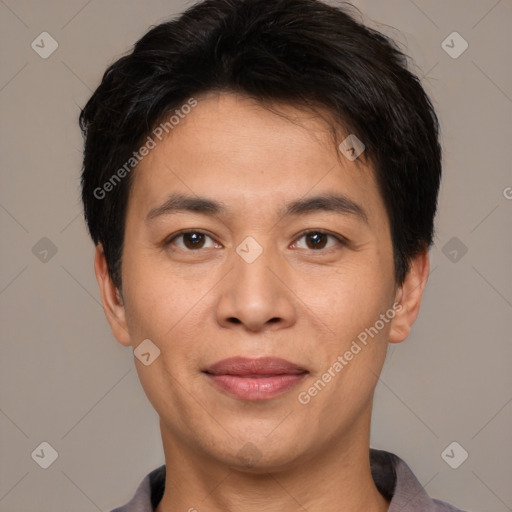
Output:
(94, 244), (131, 347)
(388, 250), (430, 344)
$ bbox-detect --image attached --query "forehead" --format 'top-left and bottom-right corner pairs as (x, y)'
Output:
(127, 92), (387, 227)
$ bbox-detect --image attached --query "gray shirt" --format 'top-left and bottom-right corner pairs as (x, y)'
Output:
(111, 449), (467, 511)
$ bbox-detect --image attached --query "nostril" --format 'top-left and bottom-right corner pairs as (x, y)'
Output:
(228, 317), (242, 324)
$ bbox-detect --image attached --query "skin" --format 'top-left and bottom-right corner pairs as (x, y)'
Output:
(95, 91), (429, 512)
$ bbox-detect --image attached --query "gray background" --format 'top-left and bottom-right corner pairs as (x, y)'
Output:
(0, 0), (511, 511)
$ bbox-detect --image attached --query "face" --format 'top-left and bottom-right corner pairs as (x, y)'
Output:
(98, 91), (415, 471)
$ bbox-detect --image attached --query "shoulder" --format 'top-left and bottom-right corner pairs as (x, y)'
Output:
(370, 448), (469, 512)
(432, 498), (470, 511)
(109, 465), (165, 512)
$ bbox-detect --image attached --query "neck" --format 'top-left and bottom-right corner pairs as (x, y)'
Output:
(155, 419), (390, 512)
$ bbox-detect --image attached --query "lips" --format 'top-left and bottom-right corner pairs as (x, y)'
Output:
(203, 357), (308, 401)
(203, 357), (307, 376)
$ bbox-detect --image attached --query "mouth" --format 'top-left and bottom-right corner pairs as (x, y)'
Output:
(202, 357), (309, 401)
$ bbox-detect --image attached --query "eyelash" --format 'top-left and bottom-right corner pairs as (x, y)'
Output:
(164, 229), (348, 252)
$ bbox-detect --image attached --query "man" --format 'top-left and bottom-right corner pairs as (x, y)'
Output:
(79, 0), (466, 510)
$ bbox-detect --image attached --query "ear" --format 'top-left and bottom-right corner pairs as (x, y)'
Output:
(388, 250), (430, 344)
(94, 243), (131, 347)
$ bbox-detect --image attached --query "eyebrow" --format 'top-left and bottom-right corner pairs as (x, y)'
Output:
(145, 192), (228, 222)
(281, 193), (368, 224)
(145, 191), (368, 224)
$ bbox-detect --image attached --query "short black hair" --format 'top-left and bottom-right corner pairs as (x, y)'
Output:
(80, 0), (442, 291)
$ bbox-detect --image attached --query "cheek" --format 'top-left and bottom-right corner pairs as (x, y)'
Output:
(303, 259), (393, 339)
(299, 286), (392, 432)
(121, 255), (180, 343)
(121, 237), (206, 321)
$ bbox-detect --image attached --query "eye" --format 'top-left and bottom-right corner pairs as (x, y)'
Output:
(165, 231), (220, 251)
(292, 230), (346, 251)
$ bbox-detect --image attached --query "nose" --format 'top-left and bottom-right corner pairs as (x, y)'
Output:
(214, 241), (297, 333)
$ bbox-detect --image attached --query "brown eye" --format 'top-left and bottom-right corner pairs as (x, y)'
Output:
(293, 230), (345, 251)
(182, 232), (206, 249)
(305, 232), (328, 249)
(166, 231), (218, 250)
